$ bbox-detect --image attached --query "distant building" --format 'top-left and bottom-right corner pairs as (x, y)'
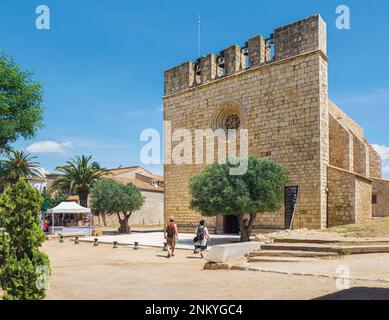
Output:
(28, 177), (48, 194)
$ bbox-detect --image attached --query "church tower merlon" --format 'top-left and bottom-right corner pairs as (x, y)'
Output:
(273, 14), (327, 61)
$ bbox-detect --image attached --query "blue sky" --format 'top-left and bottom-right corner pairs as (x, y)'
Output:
(1, 0), (389, 177)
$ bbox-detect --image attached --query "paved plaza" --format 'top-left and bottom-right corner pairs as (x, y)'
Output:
(43, 240), (389, 300)
(82, 232), (241, 250)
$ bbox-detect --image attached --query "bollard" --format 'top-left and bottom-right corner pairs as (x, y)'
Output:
(134, 242), (139, 250)
(163, 241), (167, 251)
(113, 241), (118, 249)
(59, 234), (64, 244)
(94, 238), (99, 247)
(74, 236), (79, 245)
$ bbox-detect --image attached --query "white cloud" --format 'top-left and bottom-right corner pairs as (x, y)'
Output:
(373, 144), (389, 179)
(26, 140), (73, 154)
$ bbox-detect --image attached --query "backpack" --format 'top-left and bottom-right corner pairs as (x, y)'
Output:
(166, 223), (175, 238)
(196, 226), (205, 241)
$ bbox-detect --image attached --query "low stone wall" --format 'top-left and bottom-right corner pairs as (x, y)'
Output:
(372, 179), (389, 217)
(355, 175), (373, 223)
(327, 166), (372, 227)
(327, 166), (356, 227)
(205, 242), (261, 263)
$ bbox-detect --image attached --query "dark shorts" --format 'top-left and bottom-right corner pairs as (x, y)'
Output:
(195, 244), (207, 250)
(167, 237), (176, 247)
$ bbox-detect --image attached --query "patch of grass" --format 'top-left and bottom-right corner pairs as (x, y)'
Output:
(331, 241), (389, 246)
(324, 217), (389, 238)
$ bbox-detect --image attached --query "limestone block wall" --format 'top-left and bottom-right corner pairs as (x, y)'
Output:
(353, 136), (369, 177)
(164, 62), (195, 96)
(368, 145), (382, 179)
(372, 179), (389, 217)
(274, 15), (326, 61)
(327, 166), (372, 227)
(355, 176), (373, 223)
(327, 166), (356, 227)
(329, 114), (353, 171)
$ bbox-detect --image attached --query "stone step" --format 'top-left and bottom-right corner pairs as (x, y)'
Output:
(248, 256), (315, 263)
(261, 243), (342, 253)
(248, 250), (339, 258)
(273, 238), (334, 244)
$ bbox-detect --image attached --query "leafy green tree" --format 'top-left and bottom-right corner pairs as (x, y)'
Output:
(0, 150), (42, 185)
(0, 228), (10, 265)
(0, 179), (50, 300)
(0, 53), (44, 153)
(49, 155), (107, 208)
(189, 157), (289, 241)
(90, 179), (144, 234)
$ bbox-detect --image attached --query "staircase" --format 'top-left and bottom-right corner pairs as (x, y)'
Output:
(247, 240), (341, 263)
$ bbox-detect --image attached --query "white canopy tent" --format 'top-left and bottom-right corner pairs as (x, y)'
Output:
(47, 202), (92, 235)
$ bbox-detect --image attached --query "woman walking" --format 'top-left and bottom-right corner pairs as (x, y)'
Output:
(194, 219), (210, 258)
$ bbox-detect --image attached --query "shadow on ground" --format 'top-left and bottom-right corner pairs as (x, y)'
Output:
(314, 287), (389, 300)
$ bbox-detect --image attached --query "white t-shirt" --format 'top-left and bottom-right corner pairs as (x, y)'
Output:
(195, 226), (208, 247)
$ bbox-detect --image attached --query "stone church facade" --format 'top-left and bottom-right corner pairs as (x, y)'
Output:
(163, 15), (389, 233)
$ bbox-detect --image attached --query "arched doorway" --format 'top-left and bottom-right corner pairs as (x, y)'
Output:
(223, 215), (240, 234)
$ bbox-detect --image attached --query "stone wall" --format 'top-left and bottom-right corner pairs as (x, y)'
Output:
(353, 136), (369, 177)
(368, 145), (382, 179)
(329, 114), (353, 171)
(274, 15), (326, 61)
(355, 176), (373, 223)
(327, 166), (372, 227)
(372, 179), (389, 217)
(327, 166), (356, 227)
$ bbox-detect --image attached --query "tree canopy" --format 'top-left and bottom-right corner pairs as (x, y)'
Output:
(90, 179), (144, 234)
(189, 157), (289, 241)
(0, 53), (44, 153)
(0, 150), (42, 185)
(49, 155), (107, 207)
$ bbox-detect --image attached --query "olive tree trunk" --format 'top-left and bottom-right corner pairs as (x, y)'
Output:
(101, 213), (107, 227)
(117, 212), (132, 234)
(237, 213), (257, 242)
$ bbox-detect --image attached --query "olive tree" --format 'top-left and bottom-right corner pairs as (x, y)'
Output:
(189, 157), (289, 242)
(90, 179), (144, 234)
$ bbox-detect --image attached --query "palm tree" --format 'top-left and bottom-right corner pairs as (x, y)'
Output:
(50, 155), (107, 207)
(0, 150), (42, 185)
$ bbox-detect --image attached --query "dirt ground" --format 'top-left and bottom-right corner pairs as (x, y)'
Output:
(42, 240), (389, 300)
(325, 217), (389, 238)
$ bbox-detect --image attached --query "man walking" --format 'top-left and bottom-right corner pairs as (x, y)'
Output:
(164, 216), (178, 258)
